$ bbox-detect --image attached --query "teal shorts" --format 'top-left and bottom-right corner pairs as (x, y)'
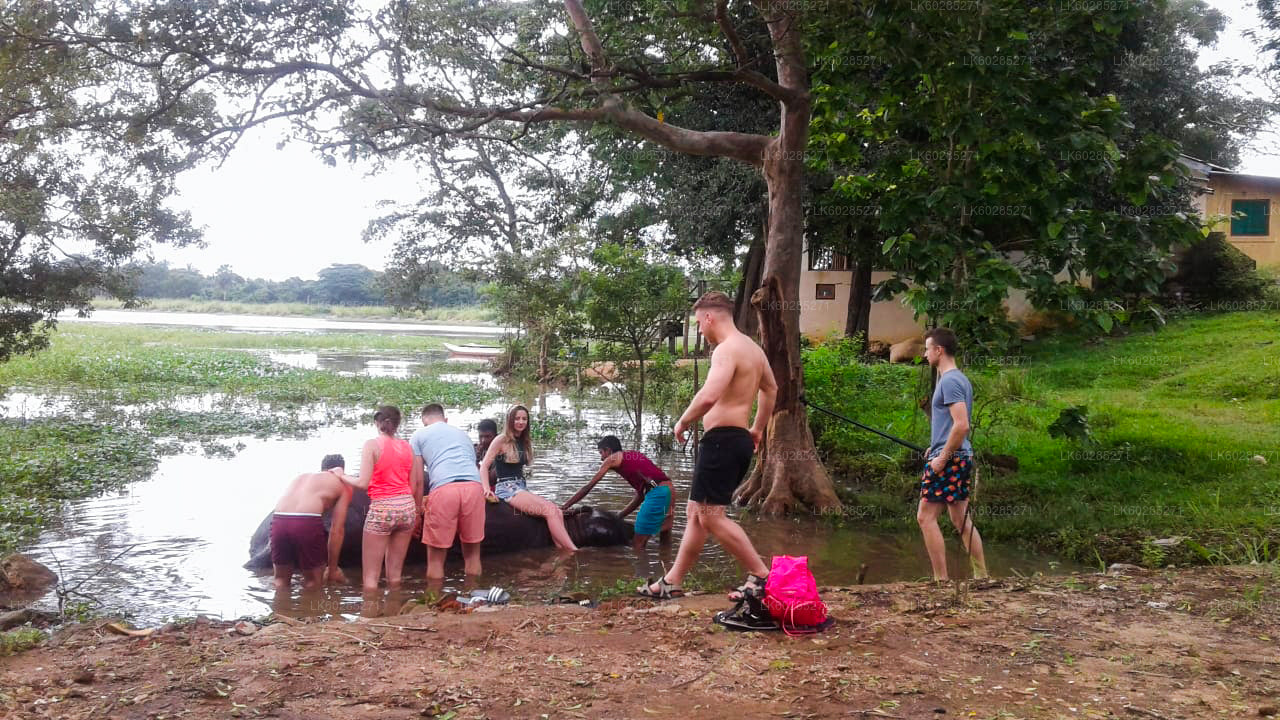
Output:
(634, 484), (672, 536)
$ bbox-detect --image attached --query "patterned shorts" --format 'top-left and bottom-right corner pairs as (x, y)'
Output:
(364, 495), (416, 535)
(920, 454), (973, 504)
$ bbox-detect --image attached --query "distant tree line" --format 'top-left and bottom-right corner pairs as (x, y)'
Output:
(128, 261), (480, 307)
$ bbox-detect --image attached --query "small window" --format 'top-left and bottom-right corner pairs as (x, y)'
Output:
(815, 284), (836, 300)
(1231, 199), (1269, 236)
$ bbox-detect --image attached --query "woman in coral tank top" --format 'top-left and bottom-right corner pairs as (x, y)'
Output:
(346, 406), (417, 592)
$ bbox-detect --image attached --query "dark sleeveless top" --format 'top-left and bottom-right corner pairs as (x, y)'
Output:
(614, 451), (670, 494)
(494, 443), (528, 481)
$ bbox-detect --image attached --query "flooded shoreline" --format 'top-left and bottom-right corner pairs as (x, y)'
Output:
(7, 320), (1082, 624)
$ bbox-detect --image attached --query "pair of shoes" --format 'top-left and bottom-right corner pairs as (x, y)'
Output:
(726, 573), (768, 602)
(636, 576), (685, 599)
(714, 597), (779, 632)
(471, 587), (510, 604)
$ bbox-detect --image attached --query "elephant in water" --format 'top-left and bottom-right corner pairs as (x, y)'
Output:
(245, 488), (634, 569)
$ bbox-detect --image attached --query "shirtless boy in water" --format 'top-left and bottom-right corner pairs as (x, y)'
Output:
(639, 291), (776, 600)
(270, 454), (355, 590)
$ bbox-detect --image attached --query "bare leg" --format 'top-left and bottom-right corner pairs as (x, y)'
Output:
(647, 500), (710, 591)
(917, 499), (949, 581)
(947, 500), (987, 579)
(272, 564), (294, 592)
(384, 528), (413, 587)
(697, 505), (769, 578)
(658, 492), (676, 547)
(508, 491), (579, 551)
(460, 541), (483, 577)
(362, 531), (388, 592)
(425, 545), (448, 580)
(300, 566), (324, 591)
(632, 534), (652, 553)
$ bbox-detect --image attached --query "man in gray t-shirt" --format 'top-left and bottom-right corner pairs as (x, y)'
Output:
(918, 328), (987, 581)
(409, 404), (493, 580)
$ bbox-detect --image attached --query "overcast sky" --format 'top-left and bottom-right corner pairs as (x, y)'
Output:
(152, 0), (1280, 282)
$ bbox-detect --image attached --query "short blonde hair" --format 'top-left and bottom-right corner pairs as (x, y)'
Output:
(692, 291), (734, 315)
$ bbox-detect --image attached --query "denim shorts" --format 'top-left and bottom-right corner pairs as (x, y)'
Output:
(493, 477), (528, 502)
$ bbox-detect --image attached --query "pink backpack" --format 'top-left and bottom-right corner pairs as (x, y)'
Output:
(762, 555), (828, 635)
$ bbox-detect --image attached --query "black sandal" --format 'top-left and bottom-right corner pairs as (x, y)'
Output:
(726, 573), (768, 602)
(636, 576), (685, 600)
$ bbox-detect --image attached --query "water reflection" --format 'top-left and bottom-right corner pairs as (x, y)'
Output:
(17, 354), (1081, 625)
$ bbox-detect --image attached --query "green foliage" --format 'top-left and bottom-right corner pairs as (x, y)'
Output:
(807, 1), (1208, 354)
(1167, 233), (1269, 306)
(0, 418), (159, 552)
(0, 326), (496, 409)
(1047, 407), (1096, 446)
(484, 239), (588, 382)
(802, 338), (921, 460)
(806, 310), (1280, 566)
(582, 242), (689, 444)
(0, 3), (206, 362)
(0, 627), (45, 656)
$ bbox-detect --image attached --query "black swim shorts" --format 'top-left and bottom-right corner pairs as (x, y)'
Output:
(690, 426), (755, 505)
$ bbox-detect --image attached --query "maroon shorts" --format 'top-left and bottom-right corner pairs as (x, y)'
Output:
(270, 514), (327, 570)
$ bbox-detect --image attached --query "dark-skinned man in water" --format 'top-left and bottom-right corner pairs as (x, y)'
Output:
(638, 291), (776, 604)
(562, 435), (675, 551)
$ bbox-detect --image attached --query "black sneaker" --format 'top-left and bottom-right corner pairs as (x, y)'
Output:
(713, 597), (779, 632)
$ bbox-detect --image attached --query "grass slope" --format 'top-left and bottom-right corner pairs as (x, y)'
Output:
(806, 311), (1280, 566)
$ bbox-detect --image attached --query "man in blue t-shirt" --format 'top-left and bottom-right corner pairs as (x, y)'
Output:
(410, 404), (494, 580)
(917, 328), (987, 581)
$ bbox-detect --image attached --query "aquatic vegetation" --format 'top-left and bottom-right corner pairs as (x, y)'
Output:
(91, 297), (494, 324)
(0, 326), (498, 410)
(0, 324), (502, 552)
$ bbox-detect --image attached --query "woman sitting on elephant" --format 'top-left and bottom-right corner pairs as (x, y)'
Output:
(480, 405), (578, 551)
(344, 405), (417, 592)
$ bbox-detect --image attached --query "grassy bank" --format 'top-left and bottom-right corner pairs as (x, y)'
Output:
(806, 310), (1280, 567)
(0, 325), (500, 552)
(92, 297), (496, 324)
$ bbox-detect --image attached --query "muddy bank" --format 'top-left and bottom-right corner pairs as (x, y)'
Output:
(2, 566), (1277, 719)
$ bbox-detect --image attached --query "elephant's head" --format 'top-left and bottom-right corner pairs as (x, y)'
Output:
(565, 506), (634, 547)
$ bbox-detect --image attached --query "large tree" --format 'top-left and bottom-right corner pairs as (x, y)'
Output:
(9, 0), (843, 513)
(806, 1), (1208, 353)
(0, 2), (201, 360)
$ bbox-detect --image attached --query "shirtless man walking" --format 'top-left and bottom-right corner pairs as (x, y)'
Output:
(638, 291), (776, 601)
(270, 454), (355, 591)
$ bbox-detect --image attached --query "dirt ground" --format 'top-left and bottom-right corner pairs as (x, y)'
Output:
(1, 565), (1277, 720)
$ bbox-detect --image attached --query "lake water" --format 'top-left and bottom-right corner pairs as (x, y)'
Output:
(59, 309), (512, 337)
(15, 312), (1079, 624)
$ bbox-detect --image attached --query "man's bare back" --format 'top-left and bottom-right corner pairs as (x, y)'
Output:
(274, 471), (348, 515)
(703, 330), (772, 432)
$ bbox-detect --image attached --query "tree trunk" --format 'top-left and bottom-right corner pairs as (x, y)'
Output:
(734, 213), (767, 338)
(846, 259), (872, 352)
(635, 341), (645, 447)
(731, 22), (842, 513)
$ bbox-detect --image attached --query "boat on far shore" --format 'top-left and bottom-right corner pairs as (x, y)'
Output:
(444, 342), (503, 361)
